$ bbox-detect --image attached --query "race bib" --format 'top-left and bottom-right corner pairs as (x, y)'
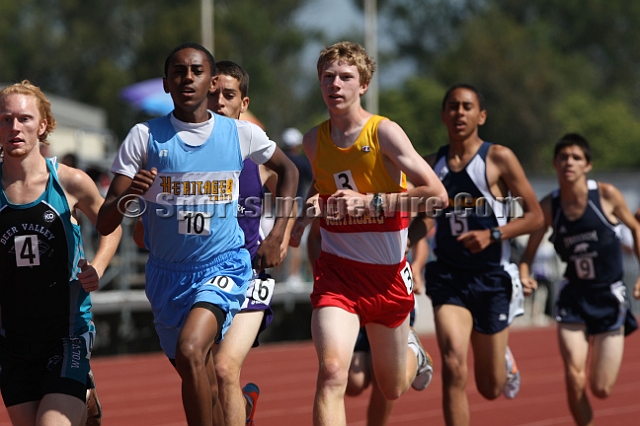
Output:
(206, 276), (235, 293)
(250, 278), (275, 305)
(178, 211), (212, 236)
(15, 235), (41, 267)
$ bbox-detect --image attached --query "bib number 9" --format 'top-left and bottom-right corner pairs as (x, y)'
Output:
(574, 257), (595, 280)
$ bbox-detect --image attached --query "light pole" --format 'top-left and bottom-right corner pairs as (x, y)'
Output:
(364, 0), (378, 114)
(201, 0), (214, 55)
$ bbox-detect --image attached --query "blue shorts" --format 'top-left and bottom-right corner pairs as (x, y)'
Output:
(145, 249), (252, 359)
(0, 328), (95, 406)
(555, 280), (638, 336)
(425, 261), (523, 334)
(240, 270), (275, 348)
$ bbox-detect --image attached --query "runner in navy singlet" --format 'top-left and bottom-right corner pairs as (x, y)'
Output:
(423, 84), (543, 426)
(519, 133), (640, 426)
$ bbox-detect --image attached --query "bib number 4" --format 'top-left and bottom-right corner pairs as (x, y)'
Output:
(15, 235), (40, 267)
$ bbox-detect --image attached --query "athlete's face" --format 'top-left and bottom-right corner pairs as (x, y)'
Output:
(163, 48), (214, 116)
(0, 94), (47, 159)
(553, 145), (592, 182)
(319, 60), (368, 112)
(208, 74), (248, 119)
(441, 88), (486, 141)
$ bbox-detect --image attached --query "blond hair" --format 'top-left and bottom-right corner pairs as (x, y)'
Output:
(316, 41), (377, 86)
(0, 80), (56, 145)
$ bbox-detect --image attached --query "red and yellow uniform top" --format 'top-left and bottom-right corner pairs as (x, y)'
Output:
(314, 115), (409, 265)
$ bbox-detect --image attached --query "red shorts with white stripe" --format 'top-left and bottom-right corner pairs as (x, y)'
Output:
(311, 251), (415, 328)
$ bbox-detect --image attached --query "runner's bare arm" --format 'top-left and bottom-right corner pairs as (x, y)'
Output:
(518, 195), (553, 296)
(601, 183), (640, 299)
(377, 120), (448, 211)
(97, 169), (157, 235)
(253, 148), (298, 270)
(59, 165), (123, 290)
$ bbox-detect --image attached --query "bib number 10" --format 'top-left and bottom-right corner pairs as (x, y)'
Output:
(15, 235), (41, 267)
(178, 211), (211, 236)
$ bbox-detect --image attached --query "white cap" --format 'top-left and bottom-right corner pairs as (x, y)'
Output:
(282, 127), (303, 147)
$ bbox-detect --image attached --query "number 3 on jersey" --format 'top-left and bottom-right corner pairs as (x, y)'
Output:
(15, 235), (41, 267)
(333, 170), (359, 192)
(401, 264), (413, 295)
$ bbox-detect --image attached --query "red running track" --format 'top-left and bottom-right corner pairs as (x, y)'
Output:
(2, 325), (640, 425)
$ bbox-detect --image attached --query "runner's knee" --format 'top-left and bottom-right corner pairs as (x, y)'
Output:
(214, 354), (242, 383)
(590, 381), (613, 399)
(318, 357), (350, 389)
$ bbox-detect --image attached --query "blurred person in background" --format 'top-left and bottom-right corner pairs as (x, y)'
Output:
(280, 127), (312, 287)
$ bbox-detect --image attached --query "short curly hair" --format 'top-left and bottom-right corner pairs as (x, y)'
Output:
(316, 41), (377, 86)
(0, 80), (57, 145)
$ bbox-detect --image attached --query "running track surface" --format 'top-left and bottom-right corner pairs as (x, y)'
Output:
(2, 325), (640, 425)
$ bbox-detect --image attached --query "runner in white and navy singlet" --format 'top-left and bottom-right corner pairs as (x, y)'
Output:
(427, 141), (523, 334)
(550, 180), (637, 335)
(431, 142), (511, 269)
(519, 133), (640, 426)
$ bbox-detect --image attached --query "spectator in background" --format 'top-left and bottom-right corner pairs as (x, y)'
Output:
(281, 127), (313, 286)
(281, 127), (312, 199)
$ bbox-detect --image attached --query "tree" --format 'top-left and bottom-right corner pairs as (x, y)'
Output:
(0, 0), (315, 143)
(379, 76), (448, 155)
(369, 1), (640, 171)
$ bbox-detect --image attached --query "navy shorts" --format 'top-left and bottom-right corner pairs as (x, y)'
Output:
(0, 332), (94, 407)
(425, 261), (523, 334)
(555, 280), (638, 336)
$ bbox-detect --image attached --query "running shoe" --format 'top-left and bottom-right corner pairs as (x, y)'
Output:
(503, 346), (521, 399)
(85, 370), (103, 426)
(243, 382), (260, 425)
(408, 329), (434, 391)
